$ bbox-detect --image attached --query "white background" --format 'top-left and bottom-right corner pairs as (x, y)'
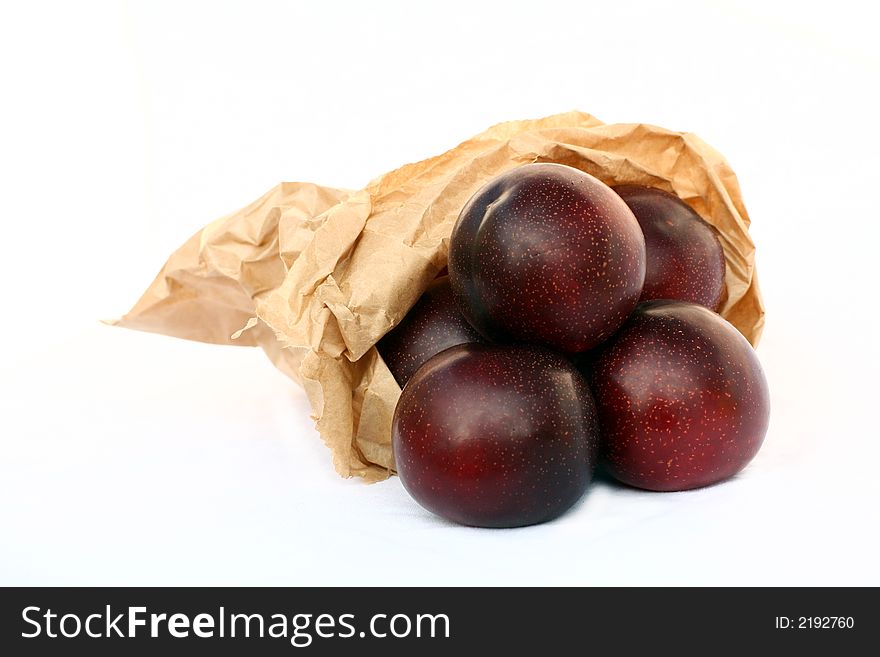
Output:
(1, 0), (878, 585)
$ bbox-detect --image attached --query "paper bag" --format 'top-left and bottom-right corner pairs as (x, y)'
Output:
(114, 111), (764, 482)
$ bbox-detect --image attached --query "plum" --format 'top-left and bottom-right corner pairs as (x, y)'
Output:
(613, 185), (726, 310)
(377, 276), (484, 387)
(587, 300), (769, 491)
(392, 343), (600, 527)
(449, 163), (646, 354)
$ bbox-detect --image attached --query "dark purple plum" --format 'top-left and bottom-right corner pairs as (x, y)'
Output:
(377, 277), (484, 387)
(588, 300), (769, 491)
(392, 343), (600, 527)
(449, 163), (646, 354)
(613, 185), (726, 310)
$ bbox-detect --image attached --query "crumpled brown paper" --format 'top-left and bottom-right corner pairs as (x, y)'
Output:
(114, 111), (764, 482)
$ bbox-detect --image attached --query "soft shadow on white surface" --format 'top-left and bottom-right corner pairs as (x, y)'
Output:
(0, 320), (876, 585)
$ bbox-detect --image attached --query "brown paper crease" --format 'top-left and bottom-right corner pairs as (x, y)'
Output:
(114, 111), (764, 481)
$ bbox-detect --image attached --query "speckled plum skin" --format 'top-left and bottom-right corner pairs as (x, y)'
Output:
(449, 163), (646, 354)
(377, 277), (484, 387)
(588, 300), (769, 491)
(613, 185), (726, 310)
(392, 343), (600, 527)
